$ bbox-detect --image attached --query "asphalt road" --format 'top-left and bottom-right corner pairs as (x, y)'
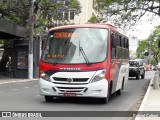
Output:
(0, 71), (154, 120)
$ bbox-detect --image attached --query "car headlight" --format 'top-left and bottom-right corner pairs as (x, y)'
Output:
(90, 70), (106, 83)
(40, 70), (51, 82)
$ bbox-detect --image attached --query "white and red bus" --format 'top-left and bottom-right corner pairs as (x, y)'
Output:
(39, 24), (129, 103)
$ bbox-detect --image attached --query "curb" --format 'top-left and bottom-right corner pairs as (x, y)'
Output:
(134, 72), (155, 120)
(0, 79), (38, 85)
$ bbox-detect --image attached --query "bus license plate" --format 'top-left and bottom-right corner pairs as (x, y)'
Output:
(64, 93), (76, 97)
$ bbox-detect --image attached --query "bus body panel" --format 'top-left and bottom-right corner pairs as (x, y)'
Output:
(39, 73), (108, 98)
(39, 24), (129, 100)
(110, 60), (129, 94)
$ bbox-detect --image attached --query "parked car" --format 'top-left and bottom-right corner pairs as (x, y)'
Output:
(129, 60), (145, 79)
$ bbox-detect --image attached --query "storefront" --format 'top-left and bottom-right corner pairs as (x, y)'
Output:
(0, 19), (26, 78)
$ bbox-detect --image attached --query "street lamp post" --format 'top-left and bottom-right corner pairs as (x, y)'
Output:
(28, 0), (35, 79)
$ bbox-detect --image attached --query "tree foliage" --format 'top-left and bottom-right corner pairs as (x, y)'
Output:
(136, 40), (147, 59)
(148, 25), (160, 63)
(136, 25), (160, 63)
(0, 0), (81, 29)
(88, 16), (99, 23)
(0, 0), (31, 25)
(94, 0), (160, 29)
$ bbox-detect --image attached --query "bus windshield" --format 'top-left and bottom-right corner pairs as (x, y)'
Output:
(42, 28), (108, 64)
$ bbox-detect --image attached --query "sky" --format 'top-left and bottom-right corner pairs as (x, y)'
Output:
(127, 14), (160, 40)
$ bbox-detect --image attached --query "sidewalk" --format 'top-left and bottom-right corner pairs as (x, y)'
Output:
(135, 71), (160, 120)
(0, 73), (38, 84)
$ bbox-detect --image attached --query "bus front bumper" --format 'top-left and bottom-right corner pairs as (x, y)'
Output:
(39, 78), (108, 98)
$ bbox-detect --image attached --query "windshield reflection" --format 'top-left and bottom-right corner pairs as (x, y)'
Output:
(42, 28), (108, 64)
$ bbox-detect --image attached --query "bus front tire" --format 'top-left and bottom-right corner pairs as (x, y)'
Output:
(100, 84), (111, 104)
(100, 97), (109, 104)
(45, 96), (53, 102)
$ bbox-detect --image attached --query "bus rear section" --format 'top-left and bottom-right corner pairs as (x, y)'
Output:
(39, 24), (129, 103)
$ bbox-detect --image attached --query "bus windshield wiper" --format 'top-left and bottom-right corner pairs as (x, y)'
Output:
(79, 41), (90, 65)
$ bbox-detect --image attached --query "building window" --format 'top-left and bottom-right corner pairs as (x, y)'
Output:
(70, 11), (74, 20)
(64, 12), (69, 20)
(17, 51), (28, 69)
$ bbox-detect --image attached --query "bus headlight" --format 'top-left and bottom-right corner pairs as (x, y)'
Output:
(40, 71), (51, 82)
(90, 70), (106, 83)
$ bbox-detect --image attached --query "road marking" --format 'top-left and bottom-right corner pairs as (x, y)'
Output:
(33, 85), (39, 87)
(24, 87), (30, 89)
(34, 95), (40, 97)
(0, 91), (5, 94)
(10, 81), (17, 83)
(0, 79), (38, 85)
(12, 89), (19, 91)
(0, 82), (9, 84)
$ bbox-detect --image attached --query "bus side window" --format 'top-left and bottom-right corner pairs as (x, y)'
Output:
(126, 38), (129, 49)
(122, 37), (125, 48)
(111, 33), (116, 59)
(119, 36), (122, 47)
(117, 34), (120, 47)
(124, 38), (126, 48)
(124, 38), (127, 48)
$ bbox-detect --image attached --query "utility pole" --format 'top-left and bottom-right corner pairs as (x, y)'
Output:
(149, 41), (152, 65)
(28, 0), (34, 79)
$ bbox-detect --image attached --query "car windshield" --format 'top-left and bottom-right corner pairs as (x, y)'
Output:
(129, 61), (139, 67)
(42, 28), (108, 64)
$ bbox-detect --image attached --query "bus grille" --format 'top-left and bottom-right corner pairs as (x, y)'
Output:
(53, 77), (89, 83)
(55, 86), (86, 93)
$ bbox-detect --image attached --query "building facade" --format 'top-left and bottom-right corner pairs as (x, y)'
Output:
(54, 0), (94, 26)
(129, 35), (139, 59)
(74, 0), (94, 24)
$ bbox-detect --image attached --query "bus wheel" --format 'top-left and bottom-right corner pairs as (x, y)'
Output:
(45, 96), (53, 102)
(116, 79), (124, 95)
(100, 97), (109, 104)
(116, 88), (122, 95)
(100, 83), (111, 104)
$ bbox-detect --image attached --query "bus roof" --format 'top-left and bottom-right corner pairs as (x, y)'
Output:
(48, 23), (128, 38)
(49, 24), (109, 30)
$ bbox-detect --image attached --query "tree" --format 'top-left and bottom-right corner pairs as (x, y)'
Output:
(0, 0), (81, 72)
(147, 25), (160, 64)
(0, 0), (81, 27)
(94, 0), (160, 29)
(0, 0), (31, 26)
(88, 16), (99, 23)
(136, 25), (160, 64)
(136, 40), (147, 59)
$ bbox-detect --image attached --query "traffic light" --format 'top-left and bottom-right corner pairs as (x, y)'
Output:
(144, 52), (149, 56)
